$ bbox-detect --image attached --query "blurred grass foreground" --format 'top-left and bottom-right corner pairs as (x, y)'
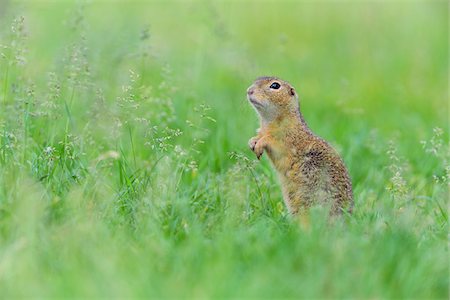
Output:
(0, 0), (448, 298)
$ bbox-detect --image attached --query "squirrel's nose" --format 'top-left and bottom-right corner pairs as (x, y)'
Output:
(247, 87), (254, 95)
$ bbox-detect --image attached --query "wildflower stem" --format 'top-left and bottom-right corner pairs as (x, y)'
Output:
(3, 63), (9, 106)
(22, 100), (29, 164)
(247, 166), (265, 212)
(64, 86), (75, 127)
(128, 125), (137, 169)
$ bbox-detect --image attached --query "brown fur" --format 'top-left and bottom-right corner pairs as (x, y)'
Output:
(247, 76), (353, 215)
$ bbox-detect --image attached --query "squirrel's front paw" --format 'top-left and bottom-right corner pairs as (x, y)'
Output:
(248, 136), (259, 152)
(249, 136), (266, 160)
(254, 141), (265, 160)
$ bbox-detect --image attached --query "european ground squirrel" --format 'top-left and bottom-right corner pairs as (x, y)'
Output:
(247, 76), (353, 215)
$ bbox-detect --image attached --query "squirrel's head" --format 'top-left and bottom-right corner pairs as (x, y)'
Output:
(247, 76), (299, 122)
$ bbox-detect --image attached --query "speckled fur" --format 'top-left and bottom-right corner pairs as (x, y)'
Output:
(247, 76), (353, 215)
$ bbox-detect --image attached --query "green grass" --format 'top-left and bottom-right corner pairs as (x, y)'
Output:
(0, 0), (448, 298)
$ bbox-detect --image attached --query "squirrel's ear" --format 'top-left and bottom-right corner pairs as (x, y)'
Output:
(289, 87), (296, 96)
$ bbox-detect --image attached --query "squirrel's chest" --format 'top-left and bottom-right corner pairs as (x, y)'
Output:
(266, 142), (300, 174)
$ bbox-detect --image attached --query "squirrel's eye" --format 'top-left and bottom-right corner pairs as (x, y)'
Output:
(270, 82), (281, 89)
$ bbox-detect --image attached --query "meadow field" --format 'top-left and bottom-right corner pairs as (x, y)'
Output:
(0, 0), (448, 298)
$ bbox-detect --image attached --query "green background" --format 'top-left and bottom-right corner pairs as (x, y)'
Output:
(0, 0), (448, 298)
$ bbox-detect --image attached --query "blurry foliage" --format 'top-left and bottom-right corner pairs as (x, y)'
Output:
(0, 1), (448, 298)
